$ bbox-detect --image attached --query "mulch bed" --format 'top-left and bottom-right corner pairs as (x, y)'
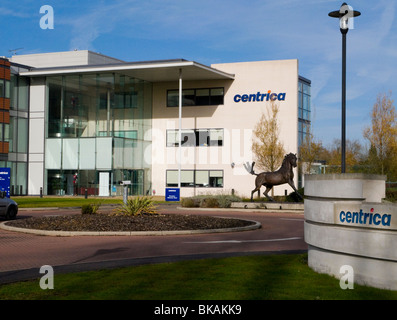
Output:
(6, 213), (255, 232)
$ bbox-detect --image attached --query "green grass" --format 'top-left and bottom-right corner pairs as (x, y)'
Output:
(1, 254), (396, 300)
(12, 196), (168, 209)
(13, 197), (119, 208)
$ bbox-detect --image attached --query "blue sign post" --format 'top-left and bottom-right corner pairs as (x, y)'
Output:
(0, 168), (11, 198)
(165, 188), (180, 202)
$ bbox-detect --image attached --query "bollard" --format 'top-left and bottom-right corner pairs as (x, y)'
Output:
(85, 189), (88, 199)
(123, 185), (128, 205)
(40, 187), (43, 198)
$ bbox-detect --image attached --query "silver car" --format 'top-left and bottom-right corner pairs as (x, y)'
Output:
(0, 194), (18, 220)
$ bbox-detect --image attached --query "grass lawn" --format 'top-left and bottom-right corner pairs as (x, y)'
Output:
(12, 196), (167, 208)
(1, 254), (396, 300)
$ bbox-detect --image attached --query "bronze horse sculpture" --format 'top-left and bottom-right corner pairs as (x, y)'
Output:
(250, 153), (303, 202)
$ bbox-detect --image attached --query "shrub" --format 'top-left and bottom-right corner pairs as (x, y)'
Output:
(386, 190), (397, 202)
(181, 194), (242, 208)
(286, 188), (304, 202)
(81, 202), (101, 214)
(114, 196), (158, 216)
(216, 194), (242, 208)
(181, 198), (199, 208)
(200, 197), (219, 208)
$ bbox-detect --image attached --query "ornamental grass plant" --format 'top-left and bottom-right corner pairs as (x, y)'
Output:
(113, 196), (158, 216)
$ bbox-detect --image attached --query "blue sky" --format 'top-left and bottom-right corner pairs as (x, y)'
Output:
(1, 0), (396, 148)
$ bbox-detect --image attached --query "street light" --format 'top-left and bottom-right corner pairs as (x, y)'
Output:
(328, 3), (360, 173)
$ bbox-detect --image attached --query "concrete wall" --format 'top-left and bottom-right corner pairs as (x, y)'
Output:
(28, 77), (46, 195)
(304, 173), (397, 290)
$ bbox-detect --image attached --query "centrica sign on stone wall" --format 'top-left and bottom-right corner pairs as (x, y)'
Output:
(234, 90), (286, 103)
(334, 203), (397, 231)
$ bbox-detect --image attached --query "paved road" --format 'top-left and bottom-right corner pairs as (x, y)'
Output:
(0, 205), (307, 283)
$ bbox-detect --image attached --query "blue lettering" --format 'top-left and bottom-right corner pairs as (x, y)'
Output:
(340, 211), (345, 222)
(233, 91), (287, 103)
(346, 211), (352, 223)
(373, 213), (381, 225)
(278, 93), (286, 100)
(382, 214), (391, 226)
(339, 209), (391, 227)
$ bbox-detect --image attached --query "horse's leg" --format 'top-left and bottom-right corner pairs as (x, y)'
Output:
(288, 180), (303, 200)
(251, 186), (260, 202)
(263, 186), (275, 202)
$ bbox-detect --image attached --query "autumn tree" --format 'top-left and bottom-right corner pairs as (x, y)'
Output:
(363, 92), (397, 178)
(298, 128), (324, 175)
(325, 139), (365, 173)
(252, 101), (285, 172)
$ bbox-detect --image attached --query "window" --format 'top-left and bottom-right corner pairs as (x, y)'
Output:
(167, 129), (223, 147)
(298, 77), (311, 148)
(166, 170), (223, 188)
(167, 87), (224, 107)
(0, 80), (4, 98)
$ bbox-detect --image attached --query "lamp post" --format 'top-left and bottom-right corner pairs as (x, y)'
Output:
(329, 3), (360, 173)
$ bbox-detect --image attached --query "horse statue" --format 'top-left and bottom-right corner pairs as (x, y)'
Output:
(249, 153), (303, 202)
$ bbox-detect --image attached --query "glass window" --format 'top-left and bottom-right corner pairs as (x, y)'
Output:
(182, 90), (195, 106)
(210, 88), (224, 105)
(196, 89), (210, 105)
(195, 171), (209, 187)
(209, 170), (223, 187)
(167, 88), (224, 107)
(181, 130), (195, 146)
(167, 130), (179, 147)
(17, 118), (28, 153)
(5, 80), (10, 99)
(167, 129), (224, 147)
(166, 170), (178, 187)
(0, 79), (4, 98)
(10, 75), (17, 109)
(181, 170), (194, 187)
(197, 129), (209, 146)
(209, 129), (223, 146)
(18, 77), (29, 111)
(167, 90), (179, 107)
(166, 170), (223, 188)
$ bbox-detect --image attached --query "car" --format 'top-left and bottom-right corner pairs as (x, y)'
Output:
(0, 193), (18, 220)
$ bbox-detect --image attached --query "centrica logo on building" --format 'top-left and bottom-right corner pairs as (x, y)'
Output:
(234, 90), (286, 103)
(338, 208), (391, 227)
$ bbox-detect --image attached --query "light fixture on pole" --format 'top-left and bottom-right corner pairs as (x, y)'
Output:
(328, 3), (360, 173)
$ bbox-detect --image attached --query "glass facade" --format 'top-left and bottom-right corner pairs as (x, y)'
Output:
(298, 76), (311, 147)
(45, 73), (152, 196)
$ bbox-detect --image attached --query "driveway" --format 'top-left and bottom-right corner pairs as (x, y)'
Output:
(0, 205), (307, 284)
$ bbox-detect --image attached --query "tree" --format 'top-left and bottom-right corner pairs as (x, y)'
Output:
(252, 101), (285, 172)
(326, 139), (365, 173)
(298, 129), (324, 175)
(363, 92), (397, 178)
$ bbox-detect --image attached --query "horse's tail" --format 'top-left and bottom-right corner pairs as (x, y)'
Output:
(250, 162), (258, 176)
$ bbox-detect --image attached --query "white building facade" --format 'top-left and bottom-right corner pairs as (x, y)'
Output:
(4, 50), (310, 198)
